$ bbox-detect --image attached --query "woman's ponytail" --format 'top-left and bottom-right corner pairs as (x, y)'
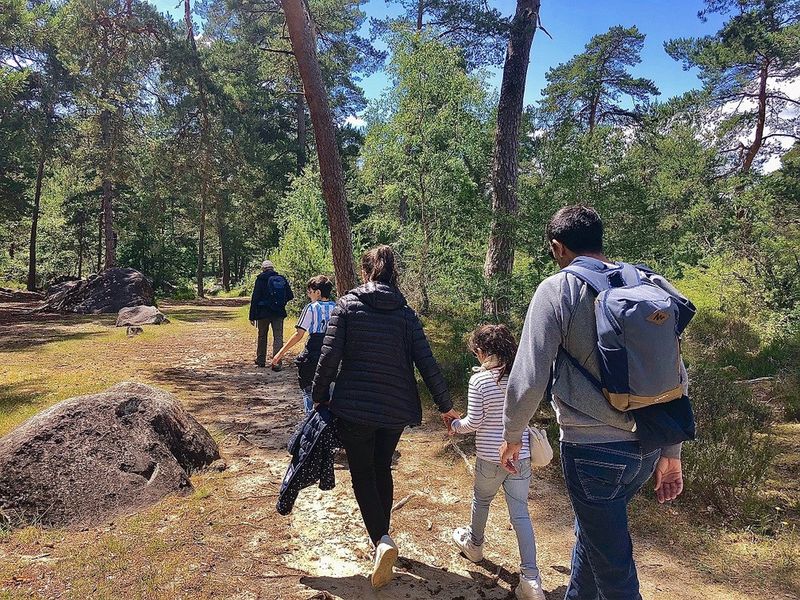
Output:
(361, 245), (399, 286)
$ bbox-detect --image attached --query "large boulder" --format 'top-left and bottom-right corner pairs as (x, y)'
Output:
(0, 383), (219, 528)
(40, 268), (155, 314)
(116, 305), (169, 327)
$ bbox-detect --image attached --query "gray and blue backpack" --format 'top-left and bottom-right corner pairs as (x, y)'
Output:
(561, 257), (696, 412)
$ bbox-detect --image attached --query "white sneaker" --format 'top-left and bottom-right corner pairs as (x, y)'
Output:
(515, 575), (546, 600)
(371, 534), (398, 589)
(452, 527), (484, 562)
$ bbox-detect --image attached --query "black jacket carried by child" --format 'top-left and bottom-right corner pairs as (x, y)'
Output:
(276, 405), (338, 515)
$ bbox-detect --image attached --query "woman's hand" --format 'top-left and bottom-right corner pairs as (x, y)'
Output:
(270, 353), (282, 367)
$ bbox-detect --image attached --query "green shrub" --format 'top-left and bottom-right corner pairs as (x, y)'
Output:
(682, 364), (775, 514)
(169, 282), (196, 301)
(775, 369), (800, 422)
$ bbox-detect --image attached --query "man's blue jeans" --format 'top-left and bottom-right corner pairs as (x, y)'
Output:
(560, 441), (661, 600)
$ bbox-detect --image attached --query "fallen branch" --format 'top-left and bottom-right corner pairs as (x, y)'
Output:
(391, 493), (416, 513)
(449, 439), (474, 475)
(734, 377), (775, 385)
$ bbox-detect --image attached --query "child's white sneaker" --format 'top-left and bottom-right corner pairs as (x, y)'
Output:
(452, 527), (484, 562)
(371, 534), (398, 589)
(515, 575), (546, 600)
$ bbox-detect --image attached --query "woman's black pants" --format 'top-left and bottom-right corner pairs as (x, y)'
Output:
(336, 418), (404, 545)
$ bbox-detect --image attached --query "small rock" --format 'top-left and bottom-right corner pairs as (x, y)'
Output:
(208, 459), (228, 472)
(116, 305), (169, 327)
(127, 326), (144, 337)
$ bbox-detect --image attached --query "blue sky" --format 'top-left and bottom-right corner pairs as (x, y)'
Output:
(151, 0), (725, 111)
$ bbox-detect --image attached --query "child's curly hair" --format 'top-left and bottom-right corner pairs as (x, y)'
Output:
(468, 324), (518, 382)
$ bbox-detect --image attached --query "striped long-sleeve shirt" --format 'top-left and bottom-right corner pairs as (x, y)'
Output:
(451, 368), (531, 463)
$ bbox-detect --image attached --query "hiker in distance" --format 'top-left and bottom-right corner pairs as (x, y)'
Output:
(311, 245), (460, 589)
(500, 205), (695, 600)
(248, 260), (293, 369)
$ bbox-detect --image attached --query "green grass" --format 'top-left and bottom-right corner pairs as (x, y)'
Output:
(0, 315), (195, 436)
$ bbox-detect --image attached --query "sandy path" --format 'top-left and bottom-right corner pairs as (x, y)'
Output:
(0, 300), (777, 599)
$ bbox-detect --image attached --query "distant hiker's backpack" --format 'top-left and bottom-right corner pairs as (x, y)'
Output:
(261, 274), (289, 312)
(561, 258), (696, 411)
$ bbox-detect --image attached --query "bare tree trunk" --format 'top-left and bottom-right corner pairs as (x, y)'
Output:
(742, 60), (769, 174)
(97, 202), (103, 274)
(588, 92), (599, 133)
(482, 0), (540, 318)
(281, 0), (357, 295)
(77, 215), (85, 279)
(217, 202), (230, 291)
(27, 148), (46, 291)
(416, 0), (424, 31)
(296, 91), (307, 174)
(186, 0), (211, 298)
(100, 108), (116, 269)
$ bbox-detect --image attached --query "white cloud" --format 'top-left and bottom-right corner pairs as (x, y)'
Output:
(344, 115), (366, 129)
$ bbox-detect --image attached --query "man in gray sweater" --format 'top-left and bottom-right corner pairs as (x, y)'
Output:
(500, 205), (685, 600)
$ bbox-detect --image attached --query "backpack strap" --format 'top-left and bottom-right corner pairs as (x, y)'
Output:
(558, 347), (604, 394)
(561, 257), (641, 294)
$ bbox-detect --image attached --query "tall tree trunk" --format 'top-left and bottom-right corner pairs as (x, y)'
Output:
(97, 202), (103, 274)
(281, 0), (357, 295)
(27, 148), (46, 291)
(185, 0), (211, 298)
(482, 0), (540, 318)
(100, 108), (116, 269)
(588, 92), (599, 133)
(77, 215), (85, 279)
(296, 92), (307, 174)
(741, 60), (770, 174)
(416, 0), (424, 31)
(197, 199), (205, 296)
(217, 202), (230, 291)
(419, 168), (430, 315)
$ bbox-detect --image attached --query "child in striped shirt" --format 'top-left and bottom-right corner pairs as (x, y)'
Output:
(271, 276), (336, 413)
(449, 324), (545, 600)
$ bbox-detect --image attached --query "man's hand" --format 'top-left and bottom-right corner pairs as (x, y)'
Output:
(654, 457), (683, 503)
(250, 320), (256, 327)
(499, 440), (522, 474)
(270, 354), (282, 367)
(441, 409), (460, 432)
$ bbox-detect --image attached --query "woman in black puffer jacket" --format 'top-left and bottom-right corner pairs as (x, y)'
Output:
(311, 245), (458, 588)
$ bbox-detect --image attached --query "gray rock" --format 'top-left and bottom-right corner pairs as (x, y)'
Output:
(0, 383), (220, 528)
(39, 268), (155, 314)
(126, 326), (144, 337)
(116, 305), (169, 327)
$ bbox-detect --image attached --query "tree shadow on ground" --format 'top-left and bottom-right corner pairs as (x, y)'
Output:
(0, 379), (43, 417)
(0, 325), (109, 352)
(300, 554), (566, 600)
(161, 298), (249, 308)
(300, 555), (513, 599)
(165, 309), (242, 323)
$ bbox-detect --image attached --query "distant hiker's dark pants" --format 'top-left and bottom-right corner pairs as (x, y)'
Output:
(256, 317), (284, 365)
(336, 418), (403, 545)
(561, 441), (661, 600)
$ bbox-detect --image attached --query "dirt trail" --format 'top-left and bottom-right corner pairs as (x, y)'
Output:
(0, 300), (778, 599)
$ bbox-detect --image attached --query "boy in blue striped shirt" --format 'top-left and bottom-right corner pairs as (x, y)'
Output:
(271, 276), (336, 412)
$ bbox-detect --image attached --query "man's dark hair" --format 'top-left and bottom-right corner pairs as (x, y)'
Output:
(545, 205), (604, 254)
(306, 275), (333, 299)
